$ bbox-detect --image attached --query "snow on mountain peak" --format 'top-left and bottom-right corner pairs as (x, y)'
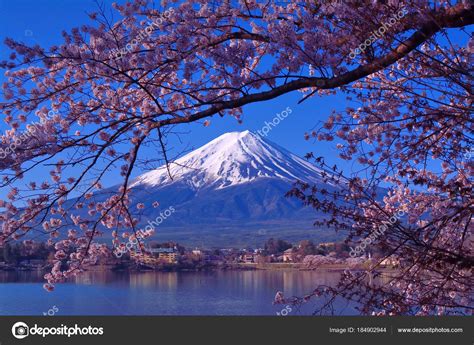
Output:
(131, 130), (326, 190)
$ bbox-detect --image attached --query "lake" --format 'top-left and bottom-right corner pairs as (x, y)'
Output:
(0, 270), (360, 315)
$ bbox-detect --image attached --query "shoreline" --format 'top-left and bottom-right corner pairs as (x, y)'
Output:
(0, 262), (398, 273)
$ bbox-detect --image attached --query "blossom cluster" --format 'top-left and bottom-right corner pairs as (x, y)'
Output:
(108, 7), (175, 60)
(0, 109), (58, 159)
(349, 210), (405, 258)
(349, 7), (408, 59)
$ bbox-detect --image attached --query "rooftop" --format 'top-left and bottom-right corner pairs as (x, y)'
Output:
(148, 248), (176, 254)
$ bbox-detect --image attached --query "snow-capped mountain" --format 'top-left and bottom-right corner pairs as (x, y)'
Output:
(126, 131), (341, 245)
(30, 130), (340, 246)
(131, 130), (328, 190)
(20, 131), (342, 246)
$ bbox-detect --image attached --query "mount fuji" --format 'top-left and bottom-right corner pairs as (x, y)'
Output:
(125, 131), (341, 246)
(131, 130), (330, 190)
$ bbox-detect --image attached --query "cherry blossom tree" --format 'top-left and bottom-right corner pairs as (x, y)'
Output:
(0, 0), (472, 313)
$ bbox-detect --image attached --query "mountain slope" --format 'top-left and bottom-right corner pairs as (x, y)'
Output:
(126, 131), (340, 244)
(21, 131), (347, 246)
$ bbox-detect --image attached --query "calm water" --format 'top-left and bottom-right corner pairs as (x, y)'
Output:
(0, 270), (360, 315)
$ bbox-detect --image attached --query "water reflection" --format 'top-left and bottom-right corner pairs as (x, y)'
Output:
(0, 270), (45, 283)
(129, 271), (179, 289)
(0, 270), (386, 315)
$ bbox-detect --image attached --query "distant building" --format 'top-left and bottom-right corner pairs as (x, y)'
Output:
(282, 249), (293, 262)
(318, 242), (336, 250)
(240, 253), (255, 264)
(19, 259), (45, 268)
(380, 257), (399, 267)
(131, 247), (179, 264)
(149, 247), (178, 264)
(191, 249), (202, 256)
